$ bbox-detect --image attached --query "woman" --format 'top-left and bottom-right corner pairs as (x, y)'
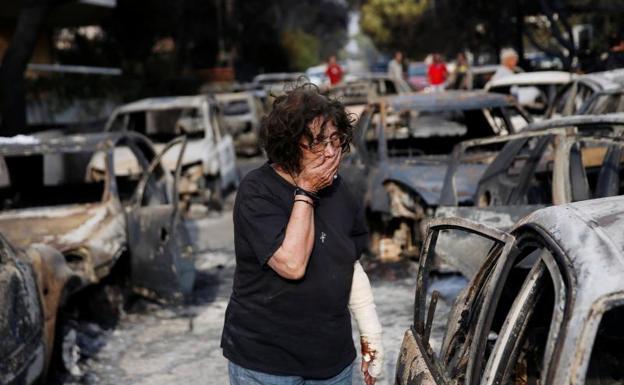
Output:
(221, 83), (384, 385)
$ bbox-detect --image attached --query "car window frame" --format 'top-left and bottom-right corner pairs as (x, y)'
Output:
(413, 217), (516, 385)
(480, 239), (568, 385)
(566, 138), (624, 201)
(462, 224), (573, 385)
(573, 293), (624, 384)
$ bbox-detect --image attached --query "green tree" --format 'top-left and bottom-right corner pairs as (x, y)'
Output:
(281, 30), (321, 71)
(359, 0), (624, 70)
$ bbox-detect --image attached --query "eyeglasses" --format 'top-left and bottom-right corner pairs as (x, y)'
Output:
(305, 132), (349, 153)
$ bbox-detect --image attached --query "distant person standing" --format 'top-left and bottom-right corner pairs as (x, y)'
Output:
(427, 53), (448, 92)
(325, 55), (344, 86)
(491, 48), (521, 81)
(387, 51), (404, 80)
(450, 52), (471, 90)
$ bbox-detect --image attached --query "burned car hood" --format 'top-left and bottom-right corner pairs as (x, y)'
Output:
(378, 157), (489, 206)
(0, 203), (122, 254)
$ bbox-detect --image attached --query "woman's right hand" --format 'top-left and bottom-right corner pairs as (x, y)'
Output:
(295, 151), (341, 193)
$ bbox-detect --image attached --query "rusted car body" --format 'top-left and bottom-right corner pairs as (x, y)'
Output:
(102, 95), (238, 208)
(214, 91), (265, 156)
(397, 195), (624, 385)
(340, 91), (530, 260)
(0, 133), (195, 301)
(434, 114), (624, 276)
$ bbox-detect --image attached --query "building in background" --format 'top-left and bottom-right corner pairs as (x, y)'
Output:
(0, 0), (120, 128)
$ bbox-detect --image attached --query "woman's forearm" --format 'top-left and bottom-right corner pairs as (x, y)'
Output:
(349, 261), (384, 379)
(267, 198), (315, 279)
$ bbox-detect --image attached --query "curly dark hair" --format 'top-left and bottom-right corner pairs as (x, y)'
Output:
(259, 82), (355, 174)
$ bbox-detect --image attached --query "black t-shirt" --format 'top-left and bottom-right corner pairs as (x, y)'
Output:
(221, 162), (368, 379)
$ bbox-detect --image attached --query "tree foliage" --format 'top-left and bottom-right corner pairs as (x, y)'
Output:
(281, 30), (321, 71)
(359, 0), (624, 70)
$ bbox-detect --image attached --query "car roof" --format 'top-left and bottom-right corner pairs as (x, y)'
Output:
(526, 112), (624, 131)
(253, 72), (304, 82)
(347, 72), (395, 82)
(214, 92), (253, 102)
(471, 64), (499, 74)
(486, 71), (576, 89)
(577, 69), (624, 90)
(515, 196), (624, 304)
(115, 95), (212, 114)
(382, 91), (514, 111)
(0, 132), (152, 156)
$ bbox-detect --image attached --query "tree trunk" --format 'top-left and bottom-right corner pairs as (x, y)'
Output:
(0, 0), (56, 135)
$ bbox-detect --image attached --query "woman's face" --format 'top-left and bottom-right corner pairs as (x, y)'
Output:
(299, 116), (340, 170)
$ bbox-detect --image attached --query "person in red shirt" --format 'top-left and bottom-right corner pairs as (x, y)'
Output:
(427, 53), (448, 92)
(325, 55), (343, 86)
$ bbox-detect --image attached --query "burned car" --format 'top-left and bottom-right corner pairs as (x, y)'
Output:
(324, 81), (379, 119)
(576, 88), (624, 115)
(1, 236), (75, 384)
(340, 91), (530, 260)
(343, 72), (414, 95)
(0, 132), (195, 382)
(434, 114), (624, 276)
(103, 95), (238, 209)
(1, 234), (46, 385)
(252, 72), (305, 106)
(397, 195), (624, 385)
(214, 91), (265, 156)
(0, 133), (195, 301)
(547, 69), (624, 117)
(485, 71), (576, 118)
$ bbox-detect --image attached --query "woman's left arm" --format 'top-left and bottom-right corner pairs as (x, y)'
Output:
(349, 261), (383, 385)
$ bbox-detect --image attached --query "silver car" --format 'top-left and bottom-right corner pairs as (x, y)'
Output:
(397, 195), (624, 385)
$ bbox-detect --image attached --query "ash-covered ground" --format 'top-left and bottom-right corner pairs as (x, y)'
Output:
(59, 202), (466, 385)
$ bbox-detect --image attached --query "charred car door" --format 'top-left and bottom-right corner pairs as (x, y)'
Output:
(477, 230), (568, 385)
(396, 217), (515, 385)
(127, 137), (196, 302)
(0, 234), (45, 385)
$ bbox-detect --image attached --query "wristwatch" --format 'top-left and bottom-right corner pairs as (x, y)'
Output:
(294, 187), (319, 204)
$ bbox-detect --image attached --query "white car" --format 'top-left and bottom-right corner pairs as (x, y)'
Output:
(98, 95), (238, 208)
(485, 71), (576, 118)
(397, 195), (624, 385)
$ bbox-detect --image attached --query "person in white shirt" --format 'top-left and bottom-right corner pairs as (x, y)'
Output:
(387, 51), (404, 80)
(491, 48), (521, 81)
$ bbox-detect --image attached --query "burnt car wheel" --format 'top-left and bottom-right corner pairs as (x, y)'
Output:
(371, 182), (428, 261)
(367, 212), (421, 262)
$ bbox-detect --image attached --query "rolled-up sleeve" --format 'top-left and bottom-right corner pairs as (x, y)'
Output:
(235, 189), (289, 266)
